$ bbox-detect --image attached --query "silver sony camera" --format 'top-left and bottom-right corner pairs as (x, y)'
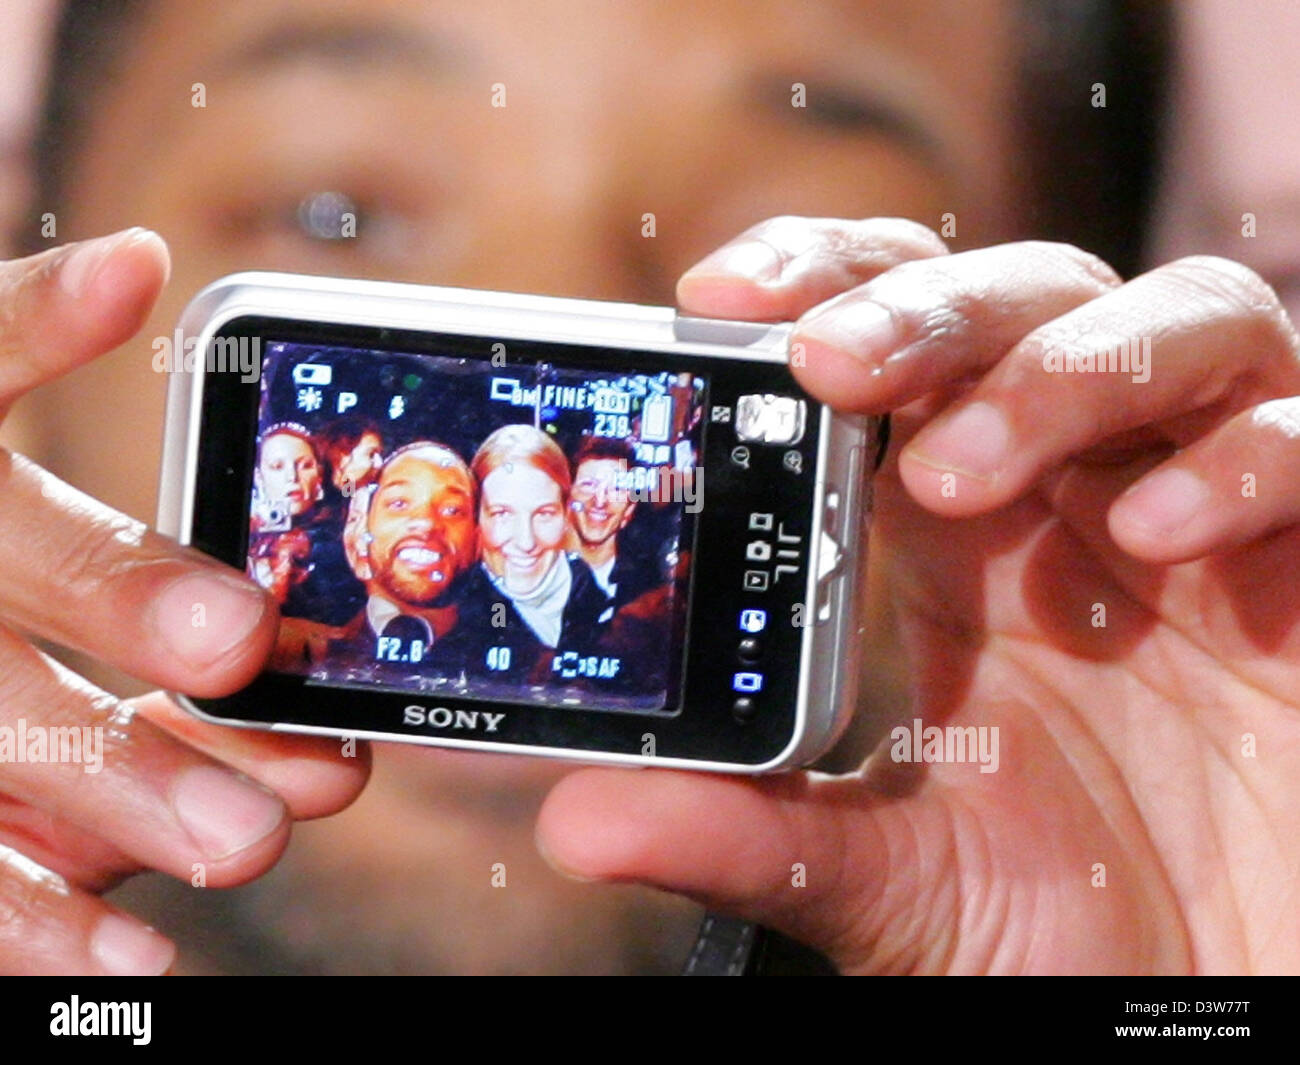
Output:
(158, 272), (881, 772)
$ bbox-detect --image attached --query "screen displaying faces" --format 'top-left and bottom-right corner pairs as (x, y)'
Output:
(248, 340), (707, 713)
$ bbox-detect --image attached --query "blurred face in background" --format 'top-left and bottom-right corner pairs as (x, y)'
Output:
(1151, 0), (1300, 324)
(34, 0), (1018, 522)
(258, 430), (322, 516)
(19, 0), (1023, 973)
(335, 429), (384, 492)
(571, 457), (635, 549)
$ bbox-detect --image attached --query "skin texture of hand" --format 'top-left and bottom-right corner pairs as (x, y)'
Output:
(0, 231), (369, 974)
(536, 216), (1300, 974)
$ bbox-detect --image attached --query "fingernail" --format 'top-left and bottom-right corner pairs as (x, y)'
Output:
(1117, 468), (1210, 536)
(171, 765), (285, 861)
(683, 241), (784, 283)
(908, 401), (1010, 481)
(534, 829), (602, 883)
(91, 914), (176, 976)
(153, 572), (268, 670)
(60, 227), (165, 298)
(796, 300), (898, 363)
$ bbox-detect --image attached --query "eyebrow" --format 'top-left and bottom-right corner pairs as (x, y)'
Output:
(754, 74), (948, 168)
(216, 18), (475, 80)
(381, 479), (473, 496)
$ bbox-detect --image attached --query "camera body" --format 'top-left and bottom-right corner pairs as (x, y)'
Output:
(158, 272), (881, 772)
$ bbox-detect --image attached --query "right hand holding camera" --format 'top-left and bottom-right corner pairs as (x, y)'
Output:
(0, 230), (369, 975)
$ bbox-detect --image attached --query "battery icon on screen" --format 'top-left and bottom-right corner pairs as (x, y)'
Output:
(292, 363), (332, 386)
(642, 394), (673, 443)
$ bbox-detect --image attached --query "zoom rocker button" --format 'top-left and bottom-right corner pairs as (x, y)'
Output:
(735, 394), (806, 445)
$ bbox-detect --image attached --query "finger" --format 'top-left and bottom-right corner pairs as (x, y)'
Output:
(787, 240), (1122, 412)
(0, 452), (276, 697)
(128, 691), (371, 820)
(0, 793), (140, 891)
(676, 216), (948, 321)
(0, 846), (174, 975)
(0, 636), (291, 888)
(537, 767), (902, 971)
(898, 256), (1300, 516)
(0, 228), (169, 408)
(1108, 396), (1300, 562)
(0, 690), (371, 892)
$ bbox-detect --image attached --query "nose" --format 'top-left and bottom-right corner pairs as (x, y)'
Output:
(404, 503), (436, 535)
(455, 207), (656, 303)
(446, 122), (666, 302)
(513, 514), (536, 552)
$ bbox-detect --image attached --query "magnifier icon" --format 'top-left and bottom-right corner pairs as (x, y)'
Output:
(731, 446), (751, 469)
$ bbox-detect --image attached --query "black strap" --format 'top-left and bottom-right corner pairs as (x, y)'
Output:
(681, 914), (838, 976)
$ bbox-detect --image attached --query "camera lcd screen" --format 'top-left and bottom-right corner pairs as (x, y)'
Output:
(248, 340), (706, 714)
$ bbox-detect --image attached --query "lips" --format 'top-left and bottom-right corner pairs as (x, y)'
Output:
(398, 545), (443, 565)
(394, 540), (450, 581)
(503, 549), (544, 572)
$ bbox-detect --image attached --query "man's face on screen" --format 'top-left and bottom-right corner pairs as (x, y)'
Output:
(366, 449), (478, 608)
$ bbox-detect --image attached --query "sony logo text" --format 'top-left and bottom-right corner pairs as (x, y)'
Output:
(403, 705), (505, 732)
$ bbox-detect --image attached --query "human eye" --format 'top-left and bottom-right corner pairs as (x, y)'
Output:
(215, 184), (422, 269)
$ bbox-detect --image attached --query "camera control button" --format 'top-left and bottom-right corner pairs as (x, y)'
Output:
(735, 394), (806, 445)
(822, 488), (841, 536)
(814, 531), (844, 624)
(738, 637), (762, 662)
(732, 697), (758, 723)
(814, 530), (842, 584)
